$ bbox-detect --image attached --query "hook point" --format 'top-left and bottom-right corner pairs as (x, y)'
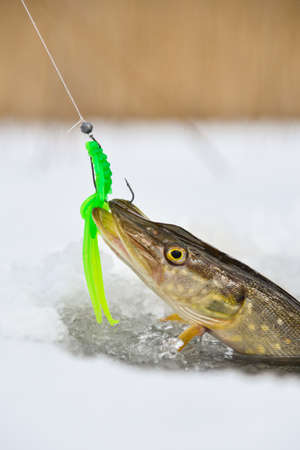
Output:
(125, 178), (135, 203)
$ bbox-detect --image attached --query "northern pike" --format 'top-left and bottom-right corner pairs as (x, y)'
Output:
(93, 200), (300, 358)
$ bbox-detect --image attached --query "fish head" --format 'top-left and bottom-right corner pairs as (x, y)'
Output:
(92, 199), (204, 302)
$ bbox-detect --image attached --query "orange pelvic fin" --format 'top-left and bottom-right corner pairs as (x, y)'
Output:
(178, 325), (206, 351)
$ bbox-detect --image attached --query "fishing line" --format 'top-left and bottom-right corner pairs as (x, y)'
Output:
(19, 0), (85, 124)
(20, 0), (101, 190)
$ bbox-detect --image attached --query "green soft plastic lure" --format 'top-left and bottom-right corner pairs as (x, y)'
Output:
(80, 129), (119, 326)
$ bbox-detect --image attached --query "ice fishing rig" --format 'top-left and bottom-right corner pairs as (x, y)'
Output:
(80, 122), (119, 326)
(20, 0), (119, 326)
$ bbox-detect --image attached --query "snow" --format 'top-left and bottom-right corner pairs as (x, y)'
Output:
(1, 120), (300, 450)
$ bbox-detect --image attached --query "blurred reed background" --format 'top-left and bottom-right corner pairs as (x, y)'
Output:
(1, 0), (300, 119)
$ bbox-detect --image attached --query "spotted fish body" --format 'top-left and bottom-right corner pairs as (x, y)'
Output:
(215, 292), (300, 357)
(93, 200), (300, 358)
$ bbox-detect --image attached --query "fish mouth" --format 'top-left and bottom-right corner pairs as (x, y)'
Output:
(92, 199), (157, 274)
(92, 204), (130, 264)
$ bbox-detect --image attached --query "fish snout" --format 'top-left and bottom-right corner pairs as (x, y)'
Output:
(109, 199), (148, 220)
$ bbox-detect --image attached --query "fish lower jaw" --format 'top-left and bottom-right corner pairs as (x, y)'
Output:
(101, 233), (132, 265)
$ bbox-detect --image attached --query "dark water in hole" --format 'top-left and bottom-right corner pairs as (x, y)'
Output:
(60, 305), (300, 376)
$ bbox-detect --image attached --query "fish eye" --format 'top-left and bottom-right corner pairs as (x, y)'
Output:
(165, 246), (187, 265)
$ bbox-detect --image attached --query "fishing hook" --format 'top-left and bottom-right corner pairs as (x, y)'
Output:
(125, 178), (135, 203)
(89, 157), (97, 191)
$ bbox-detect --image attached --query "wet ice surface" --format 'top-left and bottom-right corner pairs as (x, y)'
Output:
(63, 308), (300, 375)
(1, 121), (300, 450)
(62, 303), (300, 374)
